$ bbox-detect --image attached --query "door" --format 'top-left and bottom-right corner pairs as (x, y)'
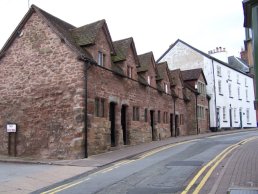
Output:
(121, 105), (127, 145)
(229, 108), (232, 128)
(150, 110), (155, 141)
(239, 109), (243, 128)
(170, 113), (173, 137)
(175, 114), (179, 137)
(109, 102), (116, 147)
(217, 108), (220, 129)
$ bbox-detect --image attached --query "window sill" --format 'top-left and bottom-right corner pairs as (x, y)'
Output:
(223, 120), (228, 123)
(219, 93), (223, 96)
(238, 99), (242, 101)
(229, 96), (233, 99)
(247, 123), (252, 125)
(246, 101), (250, 103)
(234, 121), (238, 123)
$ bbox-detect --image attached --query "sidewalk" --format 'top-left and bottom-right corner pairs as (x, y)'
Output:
(0, 128), (257, 194)
(0, 128), (257, 167)
(207, 134), (258, 194)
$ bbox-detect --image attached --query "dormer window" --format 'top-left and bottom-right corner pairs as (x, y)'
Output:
(164, 83), (168, 93)
(98, 51), (105, 66)
(127, 66), (133, 78)
(147, 76), (151, 85)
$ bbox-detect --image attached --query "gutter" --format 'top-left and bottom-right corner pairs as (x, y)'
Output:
(211, 59), (218, 130)
(81, 56), (97, 158)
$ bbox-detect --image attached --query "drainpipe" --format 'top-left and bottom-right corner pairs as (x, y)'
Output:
(195, 93), (199, 135)
(84, 61), (89, 158)
(173, 97), (176, 137)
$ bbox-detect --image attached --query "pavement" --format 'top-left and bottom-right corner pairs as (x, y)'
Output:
(0, 128), (258, 194)
(206, 132), (258, 194)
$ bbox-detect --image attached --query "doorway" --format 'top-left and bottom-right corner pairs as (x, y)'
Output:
(229, 108), (232, 128)
(175, 114), (179, 137)
(109, 102), (116, 147)
(170, 113), (173, 137)
(150, 110), (155, 141)
(121, 105), (127, 145)
(239, 109), (242, 128)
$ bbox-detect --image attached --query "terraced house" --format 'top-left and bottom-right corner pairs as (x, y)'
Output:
(0, 5), (209, 159)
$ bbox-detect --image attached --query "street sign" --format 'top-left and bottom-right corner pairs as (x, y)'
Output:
(7, 124), (17, 133)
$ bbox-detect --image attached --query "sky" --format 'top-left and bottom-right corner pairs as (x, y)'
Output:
(0, 0), (246, 60)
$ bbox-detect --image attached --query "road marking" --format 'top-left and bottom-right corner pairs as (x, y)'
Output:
(41, 139), (198, 194)
(140, 139), (198, 159)
(181, 136), (258, 194)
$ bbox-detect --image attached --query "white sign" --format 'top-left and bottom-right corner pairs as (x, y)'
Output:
(7, 124), (17, 133)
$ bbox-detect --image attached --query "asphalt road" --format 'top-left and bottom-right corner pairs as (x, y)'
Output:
(37, 130), (258, 194)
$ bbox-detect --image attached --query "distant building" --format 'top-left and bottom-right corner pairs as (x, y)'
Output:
(158, 39), (256, 131)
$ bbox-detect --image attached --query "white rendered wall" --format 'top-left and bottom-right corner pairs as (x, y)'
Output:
(159, 41), (256, 129)
(214, 61), (256, 128)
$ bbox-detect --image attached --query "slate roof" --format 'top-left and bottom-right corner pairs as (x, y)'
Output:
(228, 56), (249, 74)
(181, 68), (202, 81)
(157, 39), (252, 78)
(70, 19), (115, 55)
(156, 62), (169, 81)
(137, 52), (155, 73)
(71, 20), (105, 46)
(169, 69), (181, 86)
(112, 37), (135, 63)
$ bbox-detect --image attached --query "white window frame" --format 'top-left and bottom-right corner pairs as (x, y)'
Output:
(218, 80), (222, 94)
(217, 66), (222, 77)
(223, 106), (226, 121)
(98, 51), (104, 66)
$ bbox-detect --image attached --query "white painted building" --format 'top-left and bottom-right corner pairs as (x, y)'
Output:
(157, 39), (256, 130)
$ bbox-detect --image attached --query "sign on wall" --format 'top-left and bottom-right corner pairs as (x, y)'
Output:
(7, 124), (17, 133)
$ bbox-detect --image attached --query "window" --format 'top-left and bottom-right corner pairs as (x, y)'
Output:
(95, 98), (105, 117)
(228, 84), (232, 97)
(133, 107), (140, 121)
(180, 114), (184, 125)
(98, 51), (105, 66)
(233, 108), (237, 121)
(223, 106), (226, 121)
(218, 80), (222, 95)
(246, 108), (250, 123)
(246, 89), (249, 102)
(147, 76), (151, 85)
(164, 83), (168, 94)
(197, 106), (205, 119)
(227, 70), (231, 80)
(163, 112), (168, 123)
(127, 66), (133, 78)
(237, 74), (240, 84)
(238, 87), (241, 100)
(144, 108), (148, 122)
(245, 78), (248, 87)
(217, 66), (221, 77)
(158, 111), (161, 123)
(197, 81), (206, 96)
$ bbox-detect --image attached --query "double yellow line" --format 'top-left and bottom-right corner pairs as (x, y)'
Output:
(41, 139), (199, 194)
(181, 136), (258, 194)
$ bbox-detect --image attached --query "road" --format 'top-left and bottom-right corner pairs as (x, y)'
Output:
(36, 130), (258, 194)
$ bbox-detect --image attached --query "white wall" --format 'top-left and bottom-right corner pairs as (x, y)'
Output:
(214, 61), (256, 128)
(159, 40), (256, 129)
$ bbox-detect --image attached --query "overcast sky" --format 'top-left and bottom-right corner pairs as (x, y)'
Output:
(0, 0), (245, 59)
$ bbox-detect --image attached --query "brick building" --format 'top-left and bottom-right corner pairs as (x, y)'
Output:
(0, 5), (209, 159)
